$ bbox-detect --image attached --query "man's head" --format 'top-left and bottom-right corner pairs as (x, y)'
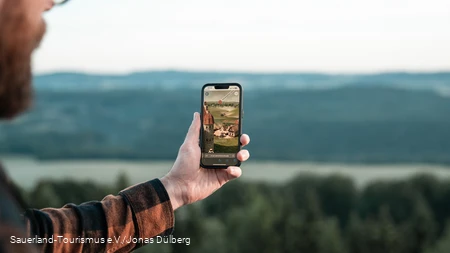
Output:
(0, 0), (54, 119)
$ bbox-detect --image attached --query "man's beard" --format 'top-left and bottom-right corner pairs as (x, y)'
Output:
(0, 0), (46, 119)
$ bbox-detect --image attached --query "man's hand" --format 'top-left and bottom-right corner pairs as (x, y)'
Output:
(160, 112), (250, 210)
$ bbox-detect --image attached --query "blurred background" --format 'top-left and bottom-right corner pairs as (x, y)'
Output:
(2, 0), (450, 252)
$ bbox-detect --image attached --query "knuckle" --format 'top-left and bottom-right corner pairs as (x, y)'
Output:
(179, 143), (193, 154)
(179, 144), (189, 153)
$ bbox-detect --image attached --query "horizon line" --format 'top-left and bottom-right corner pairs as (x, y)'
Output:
(33, 68), (450, 77)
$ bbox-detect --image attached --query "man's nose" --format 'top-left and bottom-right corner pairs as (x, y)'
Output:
(44, 0), (55, 11)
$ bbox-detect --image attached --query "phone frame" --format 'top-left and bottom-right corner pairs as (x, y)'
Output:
(200, 83), (243, 169)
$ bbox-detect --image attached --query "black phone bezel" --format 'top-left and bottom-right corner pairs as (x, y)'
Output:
(200, 83), (243, 169)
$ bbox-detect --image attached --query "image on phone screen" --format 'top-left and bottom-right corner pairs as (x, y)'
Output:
(201, 84), (242, 167)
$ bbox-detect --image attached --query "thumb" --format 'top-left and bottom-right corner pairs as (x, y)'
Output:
(225, 166), (242, 179)
(184, 112), (201, 145)
(217, 166), (242, 185)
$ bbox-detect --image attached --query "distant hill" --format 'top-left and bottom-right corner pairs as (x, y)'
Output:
(33, 71), (450, 93)
(1, 85), (450, 164)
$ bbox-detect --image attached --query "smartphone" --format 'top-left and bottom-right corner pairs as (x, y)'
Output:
(200, 83), (243, 169)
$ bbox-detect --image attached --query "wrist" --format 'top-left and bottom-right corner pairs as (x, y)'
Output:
(160, 175), (185, 211)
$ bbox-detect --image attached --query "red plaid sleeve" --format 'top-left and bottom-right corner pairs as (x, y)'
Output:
(25, 179), (174, 253)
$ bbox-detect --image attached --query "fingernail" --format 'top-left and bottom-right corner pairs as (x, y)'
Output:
(193, 113), (196, 120)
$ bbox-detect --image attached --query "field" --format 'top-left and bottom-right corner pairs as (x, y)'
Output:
(207, 106), (239, 124)
(213, 136), (239, 153)
(5, 156), (450, 189)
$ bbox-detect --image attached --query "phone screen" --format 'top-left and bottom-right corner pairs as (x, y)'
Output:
(201, 84), (242, 167)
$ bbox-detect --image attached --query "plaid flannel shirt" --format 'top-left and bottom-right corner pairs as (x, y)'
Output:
(0, 163), (174, 253)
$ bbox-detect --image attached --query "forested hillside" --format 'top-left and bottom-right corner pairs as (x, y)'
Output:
(1, 86), (450, 164)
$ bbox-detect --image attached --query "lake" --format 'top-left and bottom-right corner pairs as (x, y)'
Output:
(3, 156), (450, 189)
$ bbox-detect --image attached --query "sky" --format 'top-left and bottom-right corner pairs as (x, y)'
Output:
(33, 0), (450, 74)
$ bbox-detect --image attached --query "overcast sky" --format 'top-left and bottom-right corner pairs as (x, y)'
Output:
(33, 0), (450, 74)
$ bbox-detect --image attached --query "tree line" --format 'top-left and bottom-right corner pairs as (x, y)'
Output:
(21, 172), (450, 253)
